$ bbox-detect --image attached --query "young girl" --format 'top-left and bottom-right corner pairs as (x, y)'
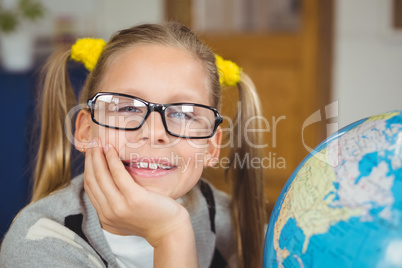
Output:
(0, 22), (267, 267)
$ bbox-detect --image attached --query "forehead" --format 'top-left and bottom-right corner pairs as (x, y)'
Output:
(99, 44), (211, 105)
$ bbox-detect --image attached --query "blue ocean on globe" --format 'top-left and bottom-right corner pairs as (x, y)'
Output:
(263, 111), (402, 268)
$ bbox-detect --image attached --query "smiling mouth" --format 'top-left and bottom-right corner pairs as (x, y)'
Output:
(122, 161), (175, 170)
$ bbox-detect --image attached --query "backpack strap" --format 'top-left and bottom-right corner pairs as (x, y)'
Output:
(64, 214), (109, 267)
(199, 180), (216, 233)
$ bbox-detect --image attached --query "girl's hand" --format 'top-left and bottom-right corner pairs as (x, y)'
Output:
(84, 138), (198, 267)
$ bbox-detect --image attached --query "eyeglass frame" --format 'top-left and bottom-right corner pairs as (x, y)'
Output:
(87, 92), (223, 139)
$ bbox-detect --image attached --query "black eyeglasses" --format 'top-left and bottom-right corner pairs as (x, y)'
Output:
(87, 92), (223, 139)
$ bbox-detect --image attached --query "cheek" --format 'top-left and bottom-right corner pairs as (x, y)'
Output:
(179, 141), (209, 169)
(91, 125), (127, 148)
(183, 139), (210, 151)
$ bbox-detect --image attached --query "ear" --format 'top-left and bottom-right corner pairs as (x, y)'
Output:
(204, 126), (222, 167)
(74, 109), (93, 152)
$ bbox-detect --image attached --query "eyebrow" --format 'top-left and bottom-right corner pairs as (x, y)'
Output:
(114, 89), (209, 105)
(167, 92), (208, 104)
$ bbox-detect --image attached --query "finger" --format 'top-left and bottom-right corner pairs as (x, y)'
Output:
(104, 143), (145, 199)
(84, 179), (101, 214)
(84, 145), (110, 210)
(90, 139), (125, 205)
(84, 180), (111, 228)
(85, 141), (128, 224)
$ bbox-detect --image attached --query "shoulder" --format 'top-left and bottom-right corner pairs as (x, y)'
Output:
(0, 175), (105, 267)
(17, 174), (85, 224)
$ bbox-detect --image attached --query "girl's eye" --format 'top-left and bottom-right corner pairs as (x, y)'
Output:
(113, 105), (142, 113)
(168, 111), (194, 120)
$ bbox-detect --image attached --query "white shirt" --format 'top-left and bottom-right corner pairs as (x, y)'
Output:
(102, 229), (154, 268)
(102, 198), (186, 267)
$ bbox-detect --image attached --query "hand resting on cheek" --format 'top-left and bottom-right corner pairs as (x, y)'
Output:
(84, 137), (198, 267)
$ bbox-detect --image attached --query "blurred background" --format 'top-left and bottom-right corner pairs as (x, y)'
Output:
(0, 0), (401, 237)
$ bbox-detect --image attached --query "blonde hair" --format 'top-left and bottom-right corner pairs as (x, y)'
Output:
(33, 22), (267, 267)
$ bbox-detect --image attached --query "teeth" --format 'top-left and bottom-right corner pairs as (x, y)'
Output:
(149, 163), (158, 170)
(139, 162), (148, 168)
(160, 164), (171, 169)
(134, 162), (173, 170)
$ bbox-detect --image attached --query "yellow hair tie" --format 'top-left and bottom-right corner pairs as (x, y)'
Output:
(71, 38), (106, 71)
(215, 54), (242, 87)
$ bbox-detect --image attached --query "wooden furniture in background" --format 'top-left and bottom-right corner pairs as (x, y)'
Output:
(165, 0), (334, 214)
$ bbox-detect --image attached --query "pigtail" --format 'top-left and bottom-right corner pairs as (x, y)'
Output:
(226, 73), (267, 267)
(32, 46), (76, 202)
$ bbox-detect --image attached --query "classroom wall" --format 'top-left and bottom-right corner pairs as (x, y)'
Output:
(36, 0), (164, 39)
(332, 0), (402, 128)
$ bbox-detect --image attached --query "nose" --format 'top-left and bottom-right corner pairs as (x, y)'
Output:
(140, 111), (169, 144)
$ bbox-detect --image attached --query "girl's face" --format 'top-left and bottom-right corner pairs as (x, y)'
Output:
(79, 44), (221, 199)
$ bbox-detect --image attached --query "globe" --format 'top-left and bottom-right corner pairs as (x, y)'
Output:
(263, 111), (402, 268)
